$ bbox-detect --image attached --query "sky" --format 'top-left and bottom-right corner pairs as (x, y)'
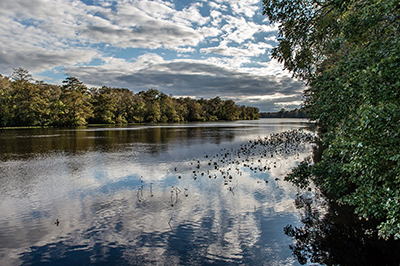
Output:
(0, 0), (306, 112)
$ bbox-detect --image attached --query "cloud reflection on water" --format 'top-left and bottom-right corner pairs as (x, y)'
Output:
(0, 119), (314, 265)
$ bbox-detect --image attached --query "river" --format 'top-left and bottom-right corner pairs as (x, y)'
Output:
(0, 119), (316, 265)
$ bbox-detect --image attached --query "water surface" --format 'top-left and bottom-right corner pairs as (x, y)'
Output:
(0, 119), (315, 265)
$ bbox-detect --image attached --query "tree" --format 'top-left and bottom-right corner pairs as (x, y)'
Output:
(10, 69), (51, 126)
(159, 93), (180, 122)
(175, 98), (189, 122)
(35, 81), (62, 126)
(113, 88), (136, 124)
(284, 192), (400, 265)
(58, 77), (93, 126)
(137, 89), (162, 122)
(0, 75), (13, 126)
(263, 0), (400, 238)
(0, 70), (261, 126)
(90, 86), (117, 124)
(187, 99), (204, 121)
(218, 100), (239, 121)
(245, 106), (260, 120)
(11, 67), (33, 83)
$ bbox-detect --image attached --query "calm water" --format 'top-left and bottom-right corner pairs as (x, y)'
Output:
(0, 119), (315, 266)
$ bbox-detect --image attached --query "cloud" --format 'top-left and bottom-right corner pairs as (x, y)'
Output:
(220, 16), (261, 44)
(172, 2), (210, 26)
(229, 0), (261, 18)
(64, 55), (305, 111)
(0, 13), (98, 73)
(0, 139), (312, 265)
(209, 0), (260, 18)
(200, 41), (273, 57)
(0, 0), (304, 112)
(76, 1), (211, 49)
(208, 1), (228, 12)
(0, 0), (216, 72)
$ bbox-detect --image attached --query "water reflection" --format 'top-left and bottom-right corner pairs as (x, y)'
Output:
(285, 137), (400, 266)
(0, 119), (311, 160)
(0, 119), (315, 265)
(285, 192), (400, 266)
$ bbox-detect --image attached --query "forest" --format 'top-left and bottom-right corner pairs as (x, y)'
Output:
(0, 69), (259, 127)
(260, 108), (307, 118)
(263, 0), (400, 249)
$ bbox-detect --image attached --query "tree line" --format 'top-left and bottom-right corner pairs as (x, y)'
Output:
(0, 68), (259, 127)
(260, 108), (307, 118)
(263, 0), (400, 244)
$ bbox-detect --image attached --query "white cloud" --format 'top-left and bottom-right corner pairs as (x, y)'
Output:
(0, 0), (304, 112)
(200, 41), (273, 57)
(62, 53), (305, 112)
(172, 2), (210, 26)
(199, 26), (222, 38)
(260, 23), (280, 33)
(208, 1), (228, 12)
(229, 0), (260, 18)
(221, 16), (264, 44)
(173, 47), (196, 53)
(257, 59), (293, 77)
(264, 36), (278, 42)
(0, 13), (98, 73)
(0, 0), (215, 58)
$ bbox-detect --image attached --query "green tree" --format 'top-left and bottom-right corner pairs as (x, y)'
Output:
(208, 97), (222, 119)
(90, 86), (117, 124)
(113, 88), (136, 124)
(11, 69), (50, 126)
(11, 67), (33, 83)
(187, 99), (204, 121)
(58, 77), (93, 126)
(35, 81), (62, 126)
(175, 98), (189, 122)
(0, 74), (13, 126)
(46, 84), (63, 126)
(137, 89), (162, 122)
(159, 93), (180, 122)
(263, 0), (400, 238)
(0, 69), (260, 126)
(218, 100), (239, 121)
(245, 106), (260, 120)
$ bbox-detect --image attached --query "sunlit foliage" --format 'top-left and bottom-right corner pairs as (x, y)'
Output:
(263, 0), (400, 238)
(0, 69), (260, 127)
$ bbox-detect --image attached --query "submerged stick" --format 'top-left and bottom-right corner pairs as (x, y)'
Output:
(168, 217), (172, 230)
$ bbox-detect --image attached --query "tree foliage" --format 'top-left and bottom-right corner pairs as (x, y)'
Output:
(260, 108), (307, 118)
(263, 0), (400, 238)
(284, 192), (400, 265)
(0, 69), (260, 127)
